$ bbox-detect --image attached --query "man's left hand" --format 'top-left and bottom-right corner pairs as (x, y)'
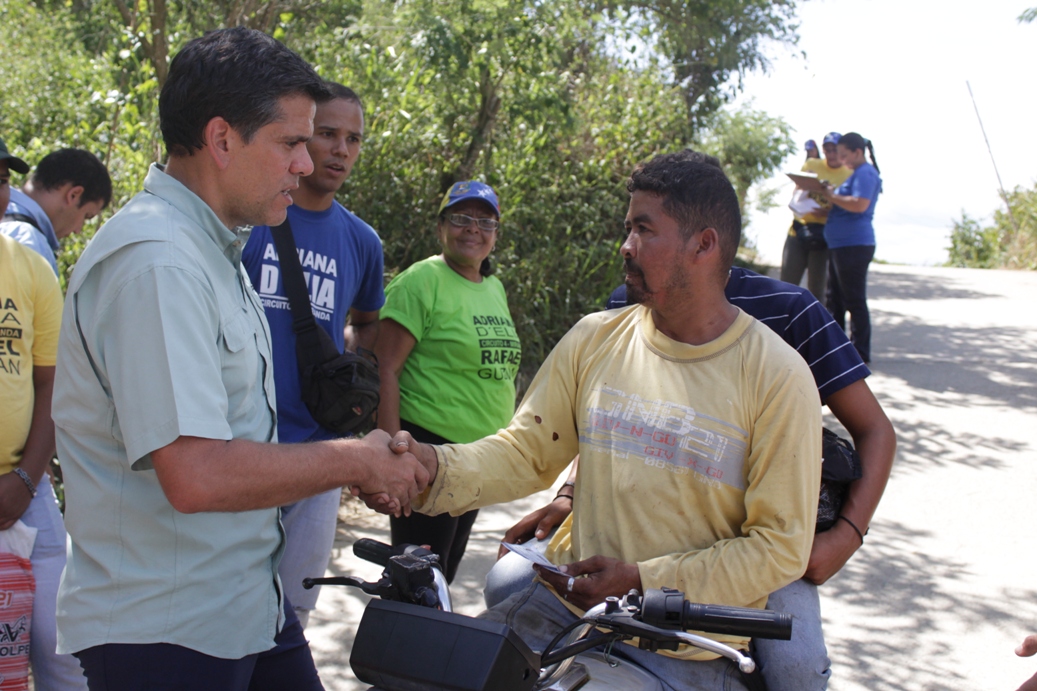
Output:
(804, 520), (861, 585)
(534, 555), (641, 611)
(0, 472), (33, 531)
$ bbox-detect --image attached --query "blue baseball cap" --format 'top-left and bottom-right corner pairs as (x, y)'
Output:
(804, 139), (818, 152)
(822, 132), (842, 146)
(0, 137), (29, 175)
(438, 181), (500, 216)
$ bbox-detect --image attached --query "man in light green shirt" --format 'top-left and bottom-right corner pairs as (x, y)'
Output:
(52, 28), (428, 689)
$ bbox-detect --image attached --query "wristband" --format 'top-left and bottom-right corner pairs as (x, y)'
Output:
(838, 515), (865, 545)
(12, 468), (37, 499)
(554, 481), (575, 501)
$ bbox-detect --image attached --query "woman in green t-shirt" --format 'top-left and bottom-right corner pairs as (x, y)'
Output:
(375, 181), (521, 583)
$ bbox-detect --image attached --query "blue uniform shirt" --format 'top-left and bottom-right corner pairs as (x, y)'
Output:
(0, 188), (60, 274)
(243, 202), (385, 443)
(824, 162), (882, 249)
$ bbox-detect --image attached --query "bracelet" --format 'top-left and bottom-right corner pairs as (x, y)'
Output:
(12, 468), (37, 499)
(554, 481), (575, 501)
(838, 515), (866, 545)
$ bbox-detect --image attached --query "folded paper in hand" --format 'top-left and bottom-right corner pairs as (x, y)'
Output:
(501, 541), (566, 575)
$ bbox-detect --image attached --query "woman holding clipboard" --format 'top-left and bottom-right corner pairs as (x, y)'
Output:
(782, 132), (851, 300)
(821, 132), (882, 363)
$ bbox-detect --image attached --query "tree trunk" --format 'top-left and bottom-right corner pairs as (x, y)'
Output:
(448, 65), (502, 190)
(112, 0), (170, 88)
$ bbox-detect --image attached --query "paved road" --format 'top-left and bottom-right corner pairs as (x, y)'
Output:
(306, 263), (1037, 691)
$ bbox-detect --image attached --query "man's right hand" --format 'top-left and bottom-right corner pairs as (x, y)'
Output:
(351, 430), (429, 514)
(497, 497), (573, 559)
(0, 472), (34, 531)
(388, 431), (439, 484)
(354, 430), (439, 517)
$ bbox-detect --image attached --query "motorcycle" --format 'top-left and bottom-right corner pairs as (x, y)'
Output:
(304, 539), (792, 691)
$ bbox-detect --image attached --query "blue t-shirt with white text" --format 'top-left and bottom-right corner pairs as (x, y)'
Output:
(243, 202), (385, 443)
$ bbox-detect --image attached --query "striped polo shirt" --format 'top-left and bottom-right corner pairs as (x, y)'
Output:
(606, 267), (869, 401)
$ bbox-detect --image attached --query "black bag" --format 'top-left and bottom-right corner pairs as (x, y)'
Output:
(792, 220), (828, 252)
(270, 220), (380, 436)
(816, 428), (863, 532)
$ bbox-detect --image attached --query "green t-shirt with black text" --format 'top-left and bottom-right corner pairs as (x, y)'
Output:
(381, 256), (521, 443)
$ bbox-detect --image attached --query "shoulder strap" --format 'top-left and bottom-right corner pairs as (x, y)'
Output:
(269, 220), (339, 365)
(3, 212), (41, 232)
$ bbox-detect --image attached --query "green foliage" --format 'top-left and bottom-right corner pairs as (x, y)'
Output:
(1, 0), (160, 286)
(596, 0), (801, 129)
(307, 0), (690, 369)
(947, 213), (1000, 269)
(946, 187), (1037, 270)
(2, 0), (800, 372)
(696, 104), (795, 226)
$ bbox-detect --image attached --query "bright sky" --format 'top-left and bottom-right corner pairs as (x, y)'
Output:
(735, 0), (1037, 266)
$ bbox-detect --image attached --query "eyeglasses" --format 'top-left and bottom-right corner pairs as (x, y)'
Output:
(447, 213), (499, 232)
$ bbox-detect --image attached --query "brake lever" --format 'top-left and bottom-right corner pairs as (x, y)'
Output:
(303, 575), (390, 598)
(587, 612), (681, 652)
(302, 574), (440, 608)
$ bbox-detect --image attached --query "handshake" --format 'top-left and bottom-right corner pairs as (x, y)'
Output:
(350, 430), (440, 517)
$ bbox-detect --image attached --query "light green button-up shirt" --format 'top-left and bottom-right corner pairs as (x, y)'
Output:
(53, 164), (284, 659)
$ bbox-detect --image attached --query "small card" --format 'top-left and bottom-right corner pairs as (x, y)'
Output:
(501, 541), (567, 575)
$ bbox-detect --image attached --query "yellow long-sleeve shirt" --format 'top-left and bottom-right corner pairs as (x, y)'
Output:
(417, 305), (821, 657)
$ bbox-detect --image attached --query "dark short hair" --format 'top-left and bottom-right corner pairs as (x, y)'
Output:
(626, 150), (741, 268)
(160, 27), (332, 157)
(837, 132), (879, 173)
(31, 148), (113, 209)
(325, 82), (363, 111)
(838, 132), (866, 152)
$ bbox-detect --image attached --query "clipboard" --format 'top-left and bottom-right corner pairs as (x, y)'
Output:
(786, 172), (828, 193)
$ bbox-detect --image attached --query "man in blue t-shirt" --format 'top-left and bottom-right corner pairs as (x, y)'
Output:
(242, 83), (385, 628)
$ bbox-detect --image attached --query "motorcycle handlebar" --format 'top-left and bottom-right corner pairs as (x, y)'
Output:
(352, 539), (442, 573)
(639, 588), (792, 640)
(352, 538), (397, 567)
(680, 603), (792, 641)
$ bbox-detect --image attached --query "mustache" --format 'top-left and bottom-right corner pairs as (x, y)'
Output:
(623, 258), (643, 277)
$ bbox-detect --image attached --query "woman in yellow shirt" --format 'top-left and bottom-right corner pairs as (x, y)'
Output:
(781, 132), (852, 301)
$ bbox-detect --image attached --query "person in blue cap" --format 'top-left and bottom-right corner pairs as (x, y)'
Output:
(374, 180), (522, 583)
(781, 131), (851, 301)
(805, 139), (820, 160)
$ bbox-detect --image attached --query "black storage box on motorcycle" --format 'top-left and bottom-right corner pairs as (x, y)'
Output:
(351, 599), (540, 691)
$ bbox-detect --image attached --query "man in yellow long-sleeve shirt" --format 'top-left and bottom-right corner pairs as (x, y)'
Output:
(393, 152), (821, 690)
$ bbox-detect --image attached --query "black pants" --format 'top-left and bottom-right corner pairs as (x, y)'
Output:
(74, 599), (322, 691)
(390, 420), (479, 584)
(826, 245), (875, 363)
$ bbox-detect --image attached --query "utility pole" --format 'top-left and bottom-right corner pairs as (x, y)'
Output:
(966, 80), (1020, 234)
